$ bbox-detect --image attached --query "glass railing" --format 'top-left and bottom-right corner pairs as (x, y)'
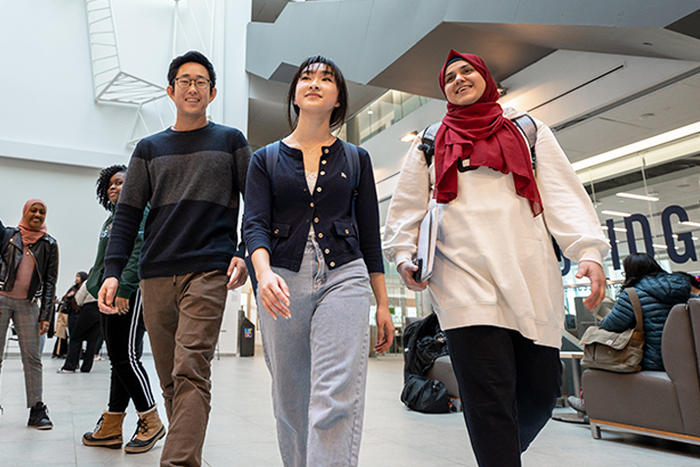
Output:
(344, 90), (432, 145)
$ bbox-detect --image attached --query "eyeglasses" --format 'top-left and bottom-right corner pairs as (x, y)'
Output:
(173, 77), (211, 90)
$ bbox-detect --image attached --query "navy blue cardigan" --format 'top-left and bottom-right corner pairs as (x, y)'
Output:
(601, 273), (691, 370)
(243, 139), (384, 274)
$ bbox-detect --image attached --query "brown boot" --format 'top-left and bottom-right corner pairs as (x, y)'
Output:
(82, 411), (125, 448)
(124, 407), (166, 454)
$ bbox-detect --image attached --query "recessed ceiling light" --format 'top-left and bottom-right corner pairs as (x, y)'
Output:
(367, 110), (374, 115)
(653, 244), (667, 250)
(601, 210), (632, 217)
(679, 221), (700, 228)
(616, 192), (659, 202)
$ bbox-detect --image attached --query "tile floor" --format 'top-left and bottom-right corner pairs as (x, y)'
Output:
(1, 350), (700, 466)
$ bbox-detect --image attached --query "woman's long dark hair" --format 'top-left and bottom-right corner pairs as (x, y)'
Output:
(96, 165), (127, 212)
(622, 253), (666, 288)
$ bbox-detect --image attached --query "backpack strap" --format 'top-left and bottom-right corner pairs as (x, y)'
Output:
(417, 122), (441, 167)
(264, 141), (281, 183)
(511, 114), (537, 171)
(340, 140), (360, 192)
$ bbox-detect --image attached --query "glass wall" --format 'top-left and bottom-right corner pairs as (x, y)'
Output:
(378, 125), (700, 350)
(345, 90), (431, 145)
(562, 131), (700, 339)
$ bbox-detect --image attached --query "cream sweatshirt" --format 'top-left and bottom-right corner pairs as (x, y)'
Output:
(383, 109), (610, 348)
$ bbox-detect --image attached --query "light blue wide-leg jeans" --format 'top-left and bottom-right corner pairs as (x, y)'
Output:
(259, 238), (371, 467)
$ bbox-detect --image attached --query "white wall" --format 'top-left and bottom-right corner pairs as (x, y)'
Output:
(0, 157), (104, 298)
(0, 0), (252, 354)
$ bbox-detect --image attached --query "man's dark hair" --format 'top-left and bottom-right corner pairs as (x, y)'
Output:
(167, 51), (216, 88)
(286, 55), (348, 130)
(96, 165), (127, 212)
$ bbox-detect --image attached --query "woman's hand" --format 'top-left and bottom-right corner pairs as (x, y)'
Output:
(397, 261), (428, 291)
(576, 260), (607, 311)
(258, 270), (291, 319)
(115, 297), (130, 315)
(374, 304), (395, 354)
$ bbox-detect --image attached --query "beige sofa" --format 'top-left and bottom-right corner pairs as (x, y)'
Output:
(581, 298), (700, 446)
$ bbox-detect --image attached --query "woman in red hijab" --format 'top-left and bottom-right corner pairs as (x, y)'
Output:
(0, 199), (59, 430)
(384, 51), (609, 466)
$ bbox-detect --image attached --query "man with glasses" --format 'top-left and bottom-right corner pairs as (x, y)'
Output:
(98, 50), (251, 467)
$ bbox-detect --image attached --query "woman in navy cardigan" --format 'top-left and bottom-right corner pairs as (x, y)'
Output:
(243, 55), (394, 467)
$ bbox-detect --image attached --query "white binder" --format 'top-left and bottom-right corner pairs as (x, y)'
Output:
(414, 205), (439, 283)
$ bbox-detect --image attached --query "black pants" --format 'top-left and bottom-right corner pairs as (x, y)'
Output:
(444, 326), (561, 467)
(102, 290), (156, 413)
(63, 303), (101, 372)
(52, 336), (67, 358)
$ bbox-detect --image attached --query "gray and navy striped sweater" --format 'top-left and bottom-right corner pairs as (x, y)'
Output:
(104, 122), (252, 280)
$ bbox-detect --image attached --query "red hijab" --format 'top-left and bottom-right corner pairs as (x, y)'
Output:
(18, 199), (48, 246)
(434, 50), (542, 216)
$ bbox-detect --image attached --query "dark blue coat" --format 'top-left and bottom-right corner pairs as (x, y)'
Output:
(601, 273), (691, 370)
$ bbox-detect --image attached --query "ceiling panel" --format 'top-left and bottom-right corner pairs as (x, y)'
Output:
(556, 118), (656, 163)
(598, 80), (700, 131)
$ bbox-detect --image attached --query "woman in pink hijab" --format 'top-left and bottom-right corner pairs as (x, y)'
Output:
(0, 199), (59, 430)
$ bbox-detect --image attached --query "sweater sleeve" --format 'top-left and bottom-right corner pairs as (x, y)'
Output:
(233, 131), (253, 258)
(104, 143), (151, 280)
(242, 148), (273, 257)
(382, 132), (432, 266)
(355, 148), (384, 274)
(601, 289), (636, 331)
(116, 207), (149, 299)
(533, 121), (610, 266)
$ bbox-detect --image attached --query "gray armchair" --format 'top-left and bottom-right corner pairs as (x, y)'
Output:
(582, 298), (700, 446)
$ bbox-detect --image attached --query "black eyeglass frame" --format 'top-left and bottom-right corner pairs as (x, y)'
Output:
(172, 76), (212, 90)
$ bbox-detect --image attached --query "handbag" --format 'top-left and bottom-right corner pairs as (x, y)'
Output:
(401, 374), (452, 413)
(580, 287), (645, 373)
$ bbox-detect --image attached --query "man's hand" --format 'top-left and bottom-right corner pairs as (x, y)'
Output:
(397, 261), (428, 291)
(98, 277), (120, 314)
(576, 260), (607, 311)
(227, 256), (249, 290)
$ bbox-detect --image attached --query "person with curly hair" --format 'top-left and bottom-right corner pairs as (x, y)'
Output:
(80, 164), (164, 453)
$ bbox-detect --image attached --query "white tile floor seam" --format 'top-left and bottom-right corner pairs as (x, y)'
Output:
(1, 351), (699, 466)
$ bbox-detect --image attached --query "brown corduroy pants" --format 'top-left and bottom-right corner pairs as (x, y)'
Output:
(140, 270), (228, 467)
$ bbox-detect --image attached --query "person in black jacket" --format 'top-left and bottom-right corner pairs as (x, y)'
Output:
(0, 199), (59, 429)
